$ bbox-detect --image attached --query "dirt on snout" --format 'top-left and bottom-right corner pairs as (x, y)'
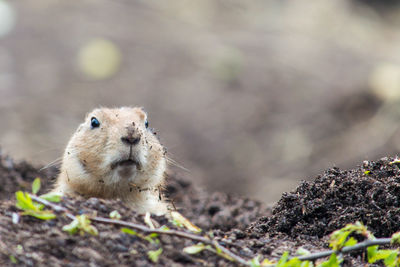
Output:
(2, 150), (400, 266)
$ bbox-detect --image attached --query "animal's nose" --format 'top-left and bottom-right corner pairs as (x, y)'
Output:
(121, 125), (141, 145)
(121, 135), (141, 145)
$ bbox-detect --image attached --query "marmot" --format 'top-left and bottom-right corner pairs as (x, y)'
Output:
(53, 107), (168, 215)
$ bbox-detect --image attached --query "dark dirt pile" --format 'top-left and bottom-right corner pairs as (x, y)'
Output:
(1, 151), (400, 266)
(252, 157), (400, 239)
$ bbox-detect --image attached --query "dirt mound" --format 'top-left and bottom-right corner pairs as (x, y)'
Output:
(0, 150), (58, 198)
(251, 157), (400, 239)
(2, 150), (400, 266)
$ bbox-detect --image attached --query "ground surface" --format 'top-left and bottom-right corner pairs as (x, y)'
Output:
(1, 152), (400, 266)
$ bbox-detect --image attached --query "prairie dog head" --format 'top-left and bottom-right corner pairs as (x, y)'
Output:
(57, 107), (166, 199)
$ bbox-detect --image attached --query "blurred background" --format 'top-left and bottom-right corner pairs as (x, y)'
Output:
(1, 0), (400, 203)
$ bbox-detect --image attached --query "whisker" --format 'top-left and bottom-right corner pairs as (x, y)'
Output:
(40, 157), (63, 171)
(165, 156), (190, 172)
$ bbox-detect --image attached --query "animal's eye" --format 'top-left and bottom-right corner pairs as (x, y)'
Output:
(91, 117), (100, 129)
(145, 119), (149, 129)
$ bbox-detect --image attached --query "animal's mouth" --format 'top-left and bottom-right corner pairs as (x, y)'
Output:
(110, 159), (141, 170)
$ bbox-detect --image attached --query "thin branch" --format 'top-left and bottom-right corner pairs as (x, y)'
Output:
(29, 194), (250, 266)
(30, 195), (75, 220)
(91, 217), (249, 265)
(297, 238), (393, 261)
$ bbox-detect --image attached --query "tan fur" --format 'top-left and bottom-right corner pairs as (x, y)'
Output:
(53, 107), (168, 215)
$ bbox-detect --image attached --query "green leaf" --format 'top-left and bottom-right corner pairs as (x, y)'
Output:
(23, 210), (56, 220)
(32, 178), (41, 194)
(62, 215), (98, 236)
(147, 248), (162, 263)
(159, 225), (170, 231)
(121, 228), (138, 236)
(296, 247), (311, 256)
(329, 222), (373, 251)
(15, 191), (55, 220)
(9, 255), (17, 264)
(376, 249), (394, 260)
(170, 211), (202, 233)
(329, 230), (350, 250)
(121, 227), (159, 244)
(148, 233), (159, 239)
(343, 237), (357, 247)
(319, 253), (340, 267)
(249, 255), (261, 267)
(32, 202), (44, 211)
(389, 159), (400, 165)
(215, 244), (222, 254)
(39, 192), (62, 203)
(367, 245), (379, 263)
(300, 261), (312, 267)
(62, 218), (79, 235)
(183, 243), (206, 255)
(261, 258), (276, 266)
(85, 224), (98, 236)
(15, 191), (36, 211)
(109, 210), (121, 220)
(286, 257), (302, 266)
(144, 233), (159, 244)
(144, 212), (155, 229)
(383, 250), (398, 266)
(77, 214), (98, 236)
(276, 251), (289, 267)
(391, 232), (400, 244)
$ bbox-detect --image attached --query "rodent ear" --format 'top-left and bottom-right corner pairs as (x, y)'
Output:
(136, 107), (147, 121)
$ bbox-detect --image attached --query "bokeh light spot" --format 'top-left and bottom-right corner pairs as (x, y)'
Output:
(78, 38), (122, 80)
(0, 0), (16, 38)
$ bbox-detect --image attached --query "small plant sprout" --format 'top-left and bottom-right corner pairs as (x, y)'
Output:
(183, 243), (206, 254)
(295, 247), (311, 256)
(389, 158), (400, 166)
(329, 221), (373, 251)
(121, 228), (160, 244)
(32, 177), (41, 194)
(147, 247), (163, 263)
(319, 253), (341, 267)
(170, 211), (202, 233)
(391, 232), (400, 244)
(109, 210), (121, 220)
(144, 212), (155, 229)
(9, 255), (17, 264)
(62, 214), (98, 236)
(249, 255), (261, 267)
(15, 191), (56, 220)
(16, 245), (23, 254)
(39, 192), (62, 203)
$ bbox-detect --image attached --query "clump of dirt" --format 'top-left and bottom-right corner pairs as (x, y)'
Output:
(251, 157), (400, 239)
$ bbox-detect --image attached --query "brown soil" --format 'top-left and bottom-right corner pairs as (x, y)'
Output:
(252, 158), (400, 239)
(1, 150), (400, 266)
